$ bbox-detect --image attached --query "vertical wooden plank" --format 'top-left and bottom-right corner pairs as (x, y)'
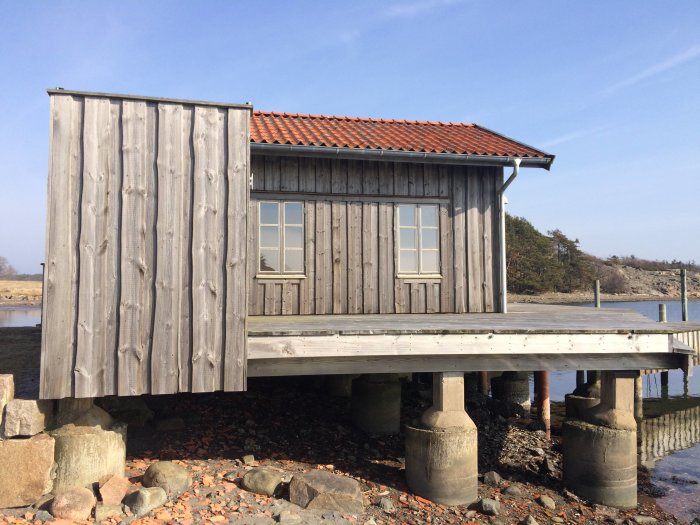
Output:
(74, 98), (120, 397)
(408, 163), (423, 196)
(224, 108), (249, 391)
(410, 283), (426, 313)
(453, 168), (467, 313)
(331, 159), (348, 194)
(426, 282), (440, 313)
(151, 104), (182, 394)
(247, 199), (259, 314)
(264, 155), (280, 191)
(300, 200), (316, 314)
(298, 157), (316, 192)
(378, 201), (395, 313)
(362, 202), (379, 313)
(439, 201), (454, 313)
(423, 164), (439, 197)
(481, 170), (495, 313)
(190, 106), (226, 393)
(316, 158), (331, 193)
(377, 161), (394, 196)
(362, 161), (379, 194)
(118, 100), (156, 396)
(492, 168), (504, 312)
(264, 282), (276, 314)
(281, 281), (293, 315)
(438, 165), (450, 197)
(331, 200), (348, 313)
(251, 154), (265, 191)
(467, 169), (484, 312)
(346, 160), (363, 194)
(315, 201), (332, 314)
(41, 94), (83, 399)
(394, 162), (409, 196)
(346, 202), (363, 313)
(280, 156), (299, 192)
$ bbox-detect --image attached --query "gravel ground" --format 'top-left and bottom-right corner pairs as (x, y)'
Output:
(0, 376), (686, 525)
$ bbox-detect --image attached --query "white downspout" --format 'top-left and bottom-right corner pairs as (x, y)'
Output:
(498, 158), (521, 314)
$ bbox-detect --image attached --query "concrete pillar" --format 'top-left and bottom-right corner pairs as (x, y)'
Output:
(405, 372), (478, 505)
(565, 369), (602, 418)
(351, 374), (401, 435)
(491, 371), (531, 412)
(325, 375), (358, 398)
(563, 370), (637, 509)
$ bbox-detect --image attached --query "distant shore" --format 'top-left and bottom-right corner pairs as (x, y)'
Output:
(0, 280), (42, 307)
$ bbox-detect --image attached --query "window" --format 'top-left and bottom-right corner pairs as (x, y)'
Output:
(397, 204), (440, 275)
(258, 201), (304, 275)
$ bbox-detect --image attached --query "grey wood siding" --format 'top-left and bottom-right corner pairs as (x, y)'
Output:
(40, 93), (251, 399)
(249, 155), (502, 316)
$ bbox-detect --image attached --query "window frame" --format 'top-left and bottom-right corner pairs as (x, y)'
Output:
(257, 200), (306, 278)
(395, 203), (441, 279)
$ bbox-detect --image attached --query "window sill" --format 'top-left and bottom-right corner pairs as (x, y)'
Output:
(396, 274), (442, 281)
(255, 274), (307, 280)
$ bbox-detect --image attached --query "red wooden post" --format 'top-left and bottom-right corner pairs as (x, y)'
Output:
(535, 371), (551, 439)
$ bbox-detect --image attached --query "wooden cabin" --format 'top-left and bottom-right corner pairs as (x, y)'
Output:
(39, 90), (699, 400)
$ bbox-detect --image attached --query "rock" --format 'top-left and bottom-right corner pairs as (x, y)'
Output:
(34, 510), (52, 522)
(50, 487), (96, 521)
(142, 461), (192, 497)
(242, 467), (284, 496)
(50, 421), (127, 492)
(483, 470), (502, 486)
(522, 515), (539, 525)
(632, 516), (658, 525)
(378, 496), (395, 513)
(97, 396), (153, 427)
(478, 498), (500, 516)
(71, 405), (115, 429)
(223, 471), (238, 482)
(537, 494), (556, 510)
(0, 374), (14, 427)
(0, 433), (55, 508)
(503, 484), (523, 497)
(124, 487), (167, 517)
(277, 510), (302, 524)
(99, 474), (131, 505)
(2, 398), (53, 437)
(539, 458), (556, 474)
(531, 447), (545, 456)
(154, 417), (185, 432)
(551, 518), (564, 523)
(55, 398), (95, 426)
(94, 502), (124, 521)
(593, 504), (619, 517)
(289, 470), (364, 513)
(242, 454), (256, 465)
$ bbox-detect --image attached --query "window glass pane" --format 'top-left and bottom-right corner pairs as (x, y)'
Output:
(285, 226), (303, 249)
(421, 228), (438, 250)
(400, 228), (416, 249)
(259, 248), (279, 272)
(399, 205), (416, 227)
(284, 250), (304, 272)
(421, 205), (438, 227)
(285, 202), (303, 225)
(260, 226), (279, 248)
(260, 202), (279, 225)
(400, 250), (417, 272)
(422, 251), (439, 273)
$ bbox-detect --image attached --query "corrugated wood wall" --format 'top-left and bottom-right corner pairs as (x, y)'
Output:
(40, 93), (250, 399)
(248, 155), (502, 315)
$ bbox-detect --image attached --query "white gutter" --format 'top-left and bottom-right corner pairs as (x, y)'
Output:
(498, 158), (521, 313)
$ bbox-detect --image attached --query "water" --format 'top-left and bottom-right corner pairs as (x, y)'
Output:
(0, 306), (41, 327)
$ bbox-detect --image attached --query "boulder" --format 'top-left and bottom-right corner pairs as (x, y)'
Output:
(242, 468), (284, 497)
(94, 502), (125, 521)
(537, 494), (556, 510)
(0, 374), (14, 427)
(483, 471), (502, 486)
(0, 433), (55, 508)
(503, 484), (523, 497)
(50, 487), (96, 521)
(55, 398), (95, 426)
(277, 510), (303, 524)
(142, 461), (191, 497)
(50, 421), (127, 492)
(522, 515), (539, 525)
(289, 470), (364, 514)
(3, 398), (54, 437)
(71, 405), (115, 429)
(478, 498), (500, 516)
(124, 487), (167, 517)
(99, 474), (131, 505)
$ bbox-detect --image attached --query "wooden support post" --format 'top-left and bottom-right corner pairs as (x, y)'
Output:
(681, 269), (688, 322)
(576, 370), (585, 387)
(634, 372), (643, 422)
(594, 280), (601, 308)
(535, 371), (550, 439)
(658, 304), (670, 388)
(658, 303), (667, 323)
(478, 371), (489, 396)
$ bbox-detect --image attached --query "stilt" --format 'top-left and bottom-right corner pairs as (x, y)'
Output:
(535, 371), (550, 439)
(566, 369), (601, 418)
(351, 374), (401, 435)
(478, 371), (489, 396)
(563, 370), (637, 509)
(491, 371), (531, 412)
(634, 373), (643, 422)
(576, 370), (585, 387)
(405, 372), (478, 505)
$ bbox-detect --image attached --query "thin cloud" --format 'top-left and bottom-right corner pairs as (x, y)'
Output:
(384, 0), (464, 18)
(603, 43), (700, 94)
(539, 125), (610, 149)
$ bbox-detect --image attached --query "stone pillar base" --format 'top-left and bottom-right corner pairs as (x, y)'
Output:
(562, 419), (637, 509)
(351, 374), (401, 435)
(564, 394), (600, 419)
(491, 371), (531, 411)
(325, 375), (358, 398)
(405, 423), (478, 505)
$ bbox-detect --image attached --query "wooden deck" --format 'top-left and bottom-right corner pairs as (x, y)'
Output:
(247, 304), (700, 377)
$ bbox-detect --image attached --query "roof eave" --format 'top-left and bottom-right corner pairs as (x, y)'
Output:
(251, 143), (554, 170)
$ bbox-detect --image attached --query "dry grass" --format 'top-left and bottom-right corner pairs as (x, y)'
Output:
(0, 279), (42, 305)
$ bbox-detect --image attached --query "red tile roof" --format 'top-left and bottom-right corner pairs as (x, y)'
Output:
(251, 111), (550, 159)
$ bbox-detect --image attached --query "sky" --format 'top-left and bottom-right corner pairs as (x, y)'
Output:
(1, 1), (699, 273)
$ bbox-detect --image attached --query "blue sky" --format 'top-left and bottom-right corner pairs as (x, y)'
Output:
(1, 1), (699, 273)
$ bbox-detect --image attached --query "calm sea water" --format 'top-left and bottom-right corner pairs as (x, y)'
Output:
(2, 301), (699, 519)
